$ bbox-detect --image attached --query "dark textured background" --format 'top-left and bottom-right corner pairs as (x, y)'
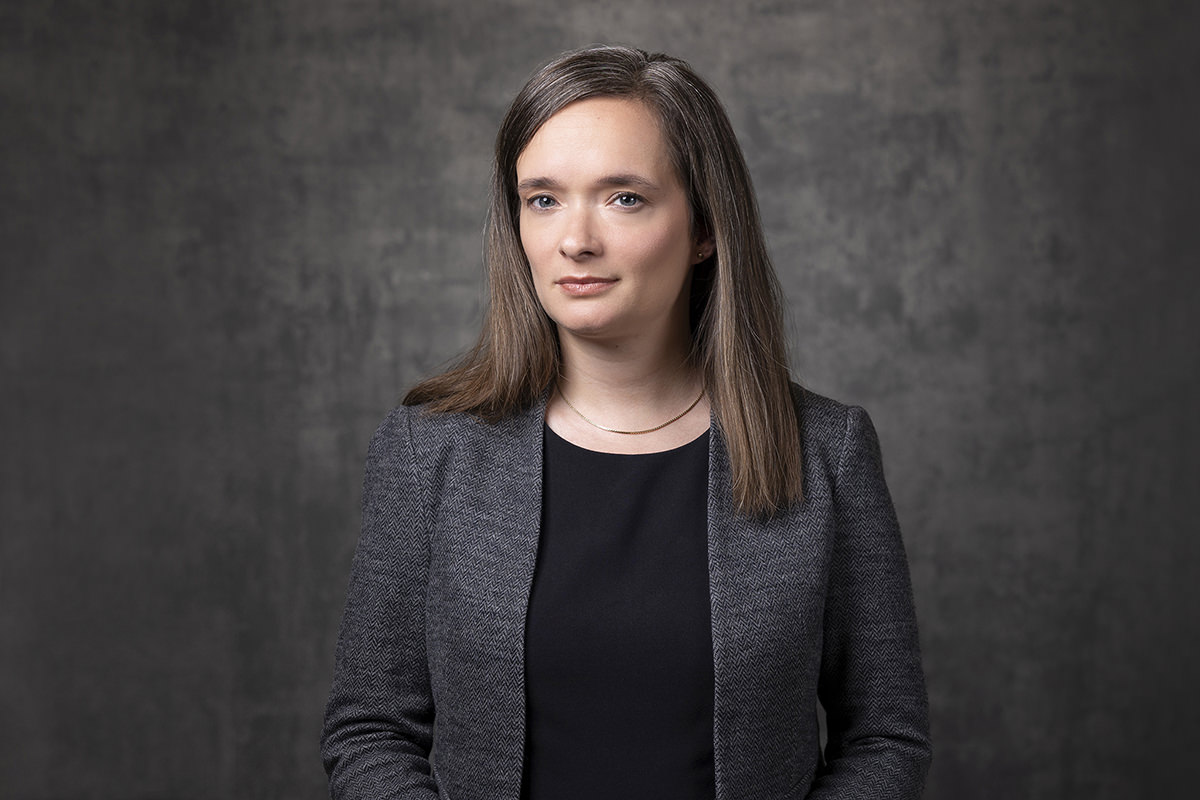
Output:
(3, 1), (1198, 798)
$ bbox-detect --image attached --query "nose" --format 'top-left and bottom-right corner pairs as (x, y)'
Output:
(558, 207), (601, 260)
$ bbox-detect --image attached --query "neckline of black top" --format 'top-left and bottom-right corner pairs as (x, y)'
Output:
(543, 423), (710, 457)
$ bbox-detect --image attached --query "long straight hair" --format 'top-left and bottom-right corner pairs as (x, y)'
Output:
(406, 45), (802, 515)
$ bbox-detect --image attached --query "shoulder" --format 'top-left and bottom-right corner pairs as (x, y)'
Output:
(790, 384), (846, 440)
(371, 402), (486, 447)
(367, 399), (545, 478)
(789, 384), (885, 486)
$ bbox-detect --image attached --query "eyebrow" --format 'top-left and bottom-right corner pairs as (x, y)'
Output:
(516, 174), (661, 192)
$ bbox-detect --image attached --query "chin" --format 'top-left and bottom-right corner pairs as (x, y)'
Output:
(559, 321), (615, 340)
(554, 314), (631, 342)
(546, 307), (616, 337)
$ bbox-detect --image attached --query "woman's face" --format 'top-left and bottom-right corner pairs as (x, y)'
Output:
(515, 97), (706, 348)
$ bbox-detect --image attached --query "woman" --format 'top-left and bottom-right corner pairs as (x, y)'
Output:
(322, 45), (931, 800)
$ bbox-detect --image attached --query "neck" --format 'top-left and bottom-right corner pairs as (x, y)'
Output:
(556, 323), (701, 409)
(547, 320), (709, 455)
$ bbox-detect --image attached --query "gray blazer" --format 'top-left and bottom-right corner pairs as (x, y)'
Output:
(322, 388), (931, 799)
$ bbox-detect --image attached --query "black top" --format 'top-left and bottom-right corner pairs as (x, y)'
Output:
(521, 425), (715, 800)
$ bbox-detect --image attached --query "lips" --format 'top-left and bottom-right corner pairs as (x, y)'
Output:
(556, 276), (618, 296)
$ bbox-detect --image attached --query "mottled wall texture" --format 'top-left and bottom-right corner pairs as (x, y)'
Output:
(2, 0), (1197, 797)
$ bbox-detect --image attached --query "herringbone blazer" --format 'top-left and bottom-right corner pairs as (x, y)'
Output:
(322, 387), (931, 799)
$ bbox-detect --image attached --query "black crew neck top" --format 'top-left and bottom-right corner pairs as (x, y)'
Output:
(520, 425), (715, 800)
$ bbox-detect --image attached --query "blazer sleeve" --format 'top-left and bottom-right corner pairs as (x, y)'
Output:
(321, 408), (441, 799)
(807, 405), (932, 799)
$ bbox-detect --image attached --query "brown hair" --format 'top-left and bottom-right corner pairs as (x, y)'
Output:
(405, 45), (802, 515)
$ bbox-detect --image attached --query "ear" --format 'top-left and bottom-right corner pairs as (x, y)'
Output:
(693, 230), (715, 264)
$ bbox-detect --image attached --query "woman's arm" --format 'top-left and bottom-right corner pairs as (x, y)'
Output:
(807, 405), (932, 799)
(321, 408), (441, 799)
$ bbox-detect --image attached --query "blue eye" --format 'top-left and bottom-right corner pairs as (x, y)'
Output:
(528, 195), (557, 209)
(614, 192), (643, 208)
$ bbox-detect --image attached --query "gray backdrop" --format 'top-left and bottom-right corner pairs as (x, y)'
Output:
(3, 1), (1197, 798)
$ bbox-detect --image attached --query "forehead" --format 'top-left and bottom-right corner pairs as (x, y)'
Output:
(515, 96), (674, 182)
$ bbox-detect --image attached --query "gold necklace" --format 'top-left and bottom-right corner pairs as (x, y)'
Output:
(556, 383), (705, 435)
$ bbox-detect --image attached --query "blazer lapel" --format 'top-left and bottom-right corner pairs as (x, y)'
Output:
(481, 396), (547, 796)
(707, 420), (755, 800)
(706, 414), (829, 799)
(426, 396), (546, 800)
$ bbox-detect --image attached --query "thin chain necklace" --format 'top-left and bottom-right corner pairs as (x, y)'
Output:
(556, 382), (705, 435)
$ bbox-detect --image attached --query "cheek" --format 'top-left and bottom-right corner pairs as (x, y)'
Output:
(517, 215), (532, 260)
(518, 217), (549, 273)
(519, 223), (554, 309)
(630, 219), (693, 277)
